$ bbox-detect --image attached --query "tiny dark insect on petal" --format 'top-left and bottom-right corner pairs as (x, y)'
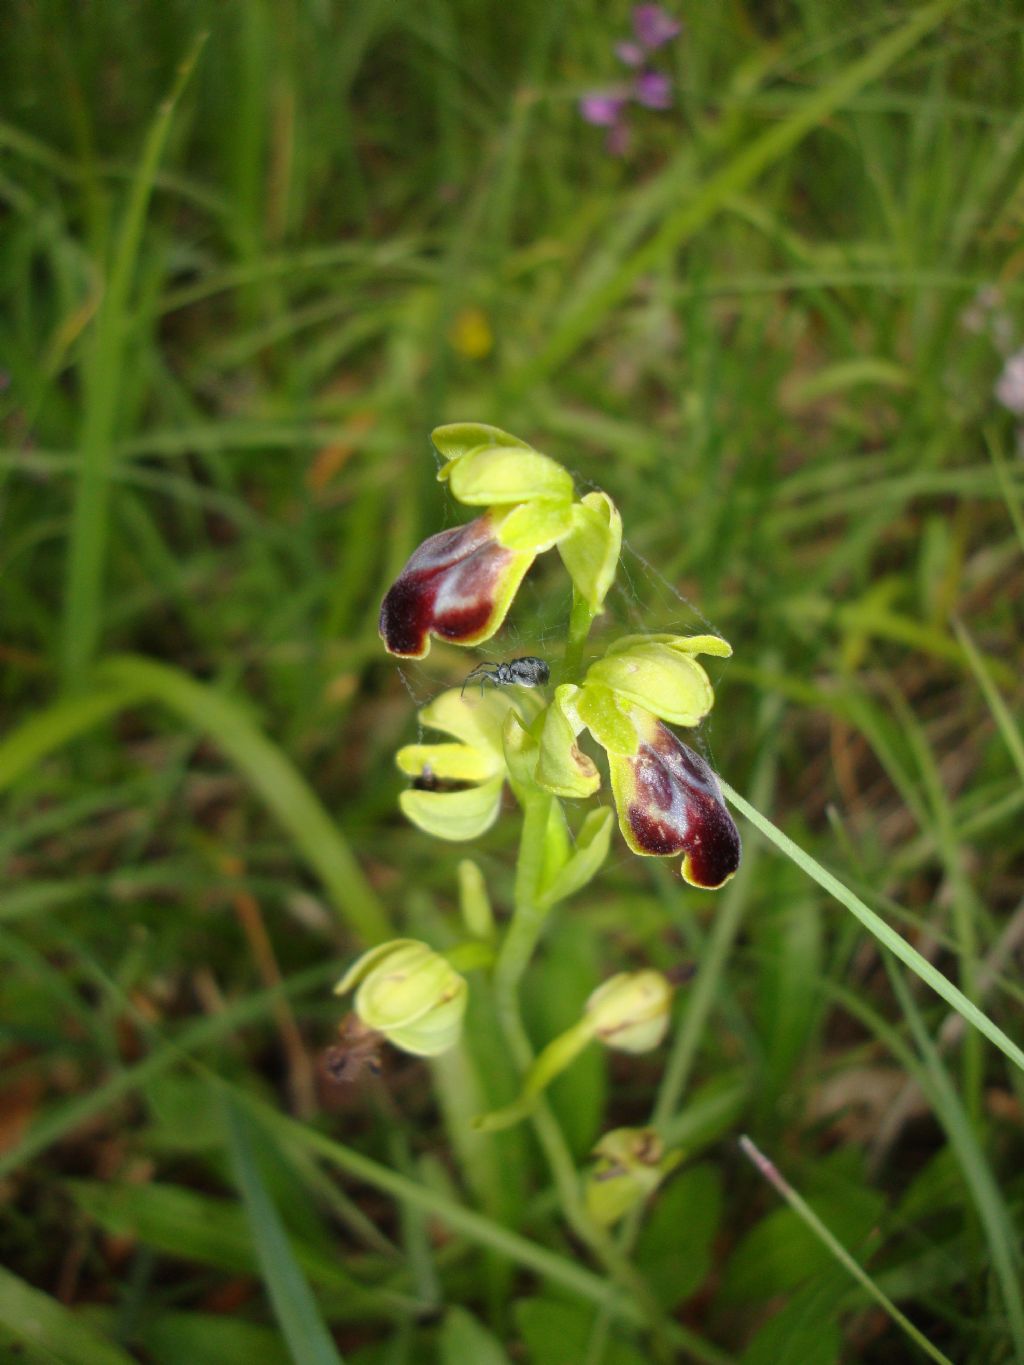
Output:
(461, 655), (550, 697)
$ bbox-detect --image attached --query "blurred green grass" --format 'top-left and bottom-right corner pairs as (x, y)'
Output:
(2, 0), (1024, 1360)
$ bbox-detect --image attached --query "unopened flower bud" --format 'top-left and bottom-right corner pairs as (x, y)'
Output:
(334, 939), (467, 1057)
(584, 970), (672, 1053)
(584, 1127), (681, 1227)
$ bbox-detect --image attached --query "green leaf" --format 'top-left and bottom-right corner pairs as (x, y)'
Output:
(754, 897), (823, 1099)
(515, 1299), (648, 1365)
(740, 1280), (845, 1365)
(222, 1097), (346, 1365)
(438, 1308), (511, 1365)
(635, 1164), (723, 1309)
(140, 1312), (291, 1365)
(718, 1152), (884, 1305)
(0, 1264), (137, 1365)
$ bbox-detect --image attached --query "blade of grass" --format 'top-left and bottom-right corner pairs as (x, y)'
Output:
(0, 659), (390, 943)
(510, 0), (960, 389)
(60, 31), (207, 689)
(95, 654), (389, 942)
(222, 1097), (346, 1365)
(951, 616), (1024, 784)
(831, 969), (1024, 1358)
(0, 1265), (137, 1365)
(886, 965), (1024, 1357)
(720, 782), (1024, 1077)
(0, 686), (145, 790)
(0, 962), (336, 1181)
(738, 1136), (954, 1365)
(985, 424), (1024, 555)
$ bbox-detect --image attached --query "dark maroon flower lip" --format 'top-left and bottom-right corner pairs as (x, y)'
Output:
(612, 719), (740, 889)
(379, 513), (533, 659)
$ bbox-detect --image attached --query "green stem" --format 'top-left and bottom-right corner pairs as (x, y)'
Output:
(491, 791), (678, 1362)
(494, 792), (554, 1028)
(559, 588), (597, 685)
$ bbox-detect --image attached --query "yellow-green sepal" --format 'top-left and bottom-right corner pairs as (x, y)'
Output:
(431, 422), (531, 461)
(536, 685), (600, 799)
(556, 491), (622, 614)
(585, 641), (715, 726)
(495, 499), (575, 553)
(575, 682), (639, 757)
(502, 709), (540, 787)
(399, 776), (505, 841)
(386, 979), (468, 1055)
(419, 686), (541, 758)
(439, 444), (574, 506)
(606, 633), (732, 659)
(396, 742), (500, 785)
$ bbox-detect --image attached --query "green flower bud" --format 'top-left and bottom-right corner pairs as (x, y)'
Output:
(584, 1127), (682, 1227)
(334, 939), (468, 1058)
(557, 491), (622, 615)
(584, 970), (673, 1053)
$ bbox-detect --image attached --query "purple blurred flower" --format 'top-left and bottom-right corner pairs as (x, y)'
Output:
(615, 41), (645, 68)
(996, 349), (1024, 417)
(633, 71), (673, 109)
(580, 91), (629, 127)
(578, 5), (680, 154)
(633, 5), (682, 50)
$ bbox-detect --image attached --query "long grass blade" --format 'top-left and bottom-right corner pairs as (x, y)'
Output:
(60, 32), (207, 689)
(0, 1265), (137, 1365)
(222, 1097), (346, 1365)
(721, 782), (1024, 1077)
(739, 1136), (954, 1365)
(96, 654), (389, 941)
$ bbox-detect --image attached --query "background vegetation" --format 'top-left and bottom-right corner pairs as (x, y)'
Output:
(2, 0), (1024, 1360)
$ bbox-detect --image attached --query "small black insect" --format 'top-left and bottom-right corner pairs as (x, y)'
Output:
(461, 656), (550, 698)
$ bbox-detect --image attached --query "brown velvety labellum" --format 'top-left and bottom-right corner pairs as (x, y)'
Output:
(378, 514), (517, 658)
(626, 723), (741, 889)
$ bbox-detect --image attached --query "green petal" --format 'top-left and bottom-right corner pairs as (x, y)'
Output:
(502, 710), (540, 787)
(396, 742), (500, 783)
(606, 632), (732, 658)
(441, 445), (574, 506)
(334, 938), (421, 996)
(538, 807), (613, 908)
(356, 942), (450, 1028)
(536, 694), (601, 798)
(556, 492), (622, 614)
(431, 423), (531, 461)
(399, 775), (505, 841)
(586, 643), (715, 726)
(576, 683), (639, 757)
(495, 499), (575, 553)
(419, 686), (542, 759)
(387, 978), (468, 1055)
